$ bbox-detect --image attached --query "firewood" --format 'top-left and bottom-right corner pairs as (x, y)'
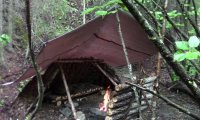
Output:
(115, 84), (131, 91)
(105, 113), (125, 120)
(112, 88), (133, 97)
(108, 99), (131, 108)
(105, 116), (114, 120)
(112, 91), (133, 102)
(51, 86), (103, 102)
(106, 107), (132, 120)
(107, 106), (129, 116)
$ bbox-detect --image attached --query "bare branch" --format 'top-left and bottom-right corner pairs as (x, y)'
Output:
(191, 0), (198, 26)
(176, 0), (200, 37)
(151, 0), (189, 40)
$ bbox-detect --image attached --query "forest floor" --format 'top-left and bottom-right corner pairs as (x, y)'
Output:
(0, 48), (200, 120)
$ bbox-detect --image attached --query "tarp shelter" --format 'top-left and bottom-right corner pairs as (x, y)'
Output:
(18, 11), (158, 81)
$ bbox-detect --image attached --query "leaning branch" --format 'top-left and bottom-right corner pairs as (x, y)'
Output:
(59, 65), (77, 119)
(125, 81), (200, 120)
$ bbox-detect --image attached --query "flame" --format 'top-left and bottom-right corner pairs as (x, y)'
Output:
(99, 86), (110, 112)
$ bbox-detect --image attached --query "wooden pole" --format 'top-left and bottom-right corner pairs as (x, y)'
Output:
(116, 11), (141, 118)
(94, 63), (118, 86)
(83, 0), (86, 24)
(59, 65), (77, 119)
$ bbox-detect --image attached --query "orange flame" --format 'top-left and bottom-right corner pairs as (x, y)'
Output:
(99, 86), (110, 112)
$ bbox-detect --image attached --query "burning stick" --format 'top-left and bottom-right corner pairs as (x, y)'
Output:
(99, 86), (111, 112)
(59, 65), (77, 119)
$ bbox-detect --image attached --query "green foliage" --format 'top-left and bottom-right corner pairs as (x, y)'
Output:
(82, 0), (122, 16)
(174, 52), (186, 61)
(151, 9), (184, 29)
(82, 6), (100, 15)
(188, 36), (200, 48)
(154, 10), (181, 21)
(174, 36), (200, 61)
(95, 10), (108, 16)
(154, 11), (162, 20)
(17, 80), (29, 92)
(0, 34), (12, 46)
(25, 115), (31, 120)
(167, 10), (182, 19)
(172, 72), (180, 81)
(175, 41), (189, 50)
(0, 99), (5, 107)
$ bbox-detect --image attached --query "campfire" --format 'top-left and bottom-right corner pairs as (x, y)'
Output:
(42, 59), (135, 120)
(41, 60), (134, 120)
(99, 86), (111, 112)
(10, 58), (156, 120)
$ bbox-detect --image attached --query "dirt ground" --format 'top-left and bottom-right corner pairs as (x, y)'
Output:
(0, 49), (200, 120)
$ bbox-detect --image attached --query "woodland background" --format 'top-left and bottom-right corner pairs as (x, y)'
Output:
(0, 0), (200, 120)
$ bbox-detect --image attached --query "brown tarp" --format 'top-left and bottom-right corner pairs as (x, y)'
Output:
(18, 11), (158, 81)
